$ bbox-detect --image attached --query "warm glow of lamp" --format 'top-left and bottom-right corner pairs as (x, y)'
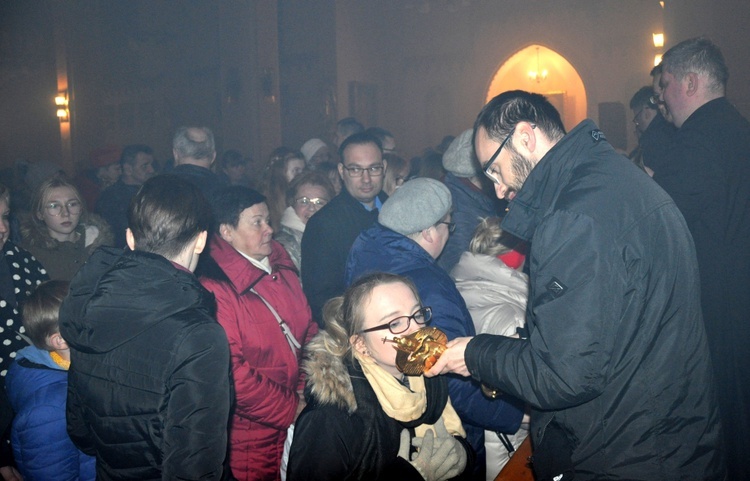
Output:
(528, 47), (548, 83)
(55, 91), (69, 122)
(652, 33), (664, 48)
(654, 54), (663, 66)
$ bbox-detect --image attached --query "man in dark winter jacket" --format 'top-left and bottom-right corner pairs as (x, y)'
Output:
(427, 90), (725, 481)
(654, 37), (750, 481)
(301, 131), (387, 324)
(60, 175), (232, 481)
(346, 178), (524, 480)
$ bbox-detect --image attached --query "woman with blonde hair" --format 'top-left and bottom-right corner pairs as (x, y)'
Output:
(287, 272), (473, 481)
(20, 177), (112, 281)
(262, 147), (307, 231)
(450, 217), (529, 480)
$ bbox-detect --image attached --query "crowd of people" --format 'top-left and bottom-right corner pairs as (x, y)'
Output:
(0, 36), (746, 481)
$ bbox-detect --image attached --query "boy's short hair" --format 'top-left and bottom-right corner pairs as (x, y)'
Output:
(22, 280), (70, 349)
(127, 175), (212, 259)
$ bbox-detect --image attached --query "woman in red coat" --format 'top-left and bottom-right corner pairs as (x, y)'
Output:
(199, 186), (317, 481)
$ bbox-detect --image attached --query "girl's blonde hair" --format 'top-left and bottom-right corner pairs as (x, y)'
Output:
(321, 272), (422, 364)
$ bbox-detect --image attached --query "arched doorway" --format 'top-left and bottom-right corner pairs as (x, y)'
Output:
(486, 45), (586, 131)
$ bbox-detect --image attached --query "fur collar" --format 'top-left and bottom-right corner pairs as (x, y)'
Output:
(20, 213), (112, 251)
(302, 330), (358, 414)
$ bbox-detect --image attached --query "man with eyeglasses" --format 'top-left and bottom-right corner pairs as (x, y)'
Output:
(346, 177), (524, 480)
(654, 37), (750, 481)
(301, 131), (388, 324)
(426, 90), (724, 481)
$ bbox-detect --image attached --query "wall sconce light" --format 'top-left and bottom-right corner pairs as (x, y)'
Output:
(654, 54), (663, 66)
(652, 33), (664, 48)
(528, 47), (548, 83)
(55, 91), (69, 122)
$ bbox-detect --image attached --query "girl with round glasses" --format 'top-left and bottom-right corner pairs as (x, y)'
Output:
(20, 177), (111, 281)
(287, 272), (473, 481)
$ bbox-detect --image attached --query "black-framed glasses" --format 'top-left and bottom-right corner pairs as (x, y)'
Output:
(482, 127), (516, 185)
(295, 197), (328, 209)
(359, 306), (432, 335)
(341, 164), (385, 177)
(649, 94), (664, 106)
(44, 200), (82, 216)
(437, 221), (456, 233)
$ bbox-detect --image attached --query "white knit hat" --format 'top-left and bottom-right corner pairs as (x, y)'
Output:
(300, 138), (327, 162)
(442, 128), (478, 178)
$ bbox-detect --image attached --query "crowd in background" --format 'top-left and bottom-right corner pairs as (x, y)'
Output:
(0, 36), (747, 481)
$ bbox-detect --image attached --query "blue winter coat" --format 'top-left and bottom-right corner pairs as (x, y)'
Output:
(5, 346), (95, 481)
(345, 223), (523, 478)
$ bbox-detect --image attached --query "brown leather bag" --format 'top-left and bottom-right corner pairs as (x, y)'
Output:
(494, 436), (534, 481)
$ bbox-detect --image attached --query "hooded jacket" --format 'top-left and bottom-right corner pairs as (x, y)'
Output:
(59, 247), (232, 481)
(199, 236), (317, 481)
(451, 252), (528, 338)
(20, 213), (113, 281)
(345, 223), (523, 479)
(6, 345), (96, 480)
(465, 120), (724, 480)
(287, 331), (472, 481)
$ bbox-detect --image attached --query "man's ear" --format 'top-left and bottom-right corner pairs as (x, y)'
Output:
(337, 162), (345, 179)
(194, 230), (208, 255)
(519, 121), (537, 154)
(685, 72), (699, 97)
(47, 332), (68, 351)
(421, 227), (435, 245)
(126, 228), (136, 251)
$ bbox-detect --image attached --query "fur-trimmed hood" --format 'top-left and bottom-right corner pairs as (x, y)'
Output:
(301, 330), (358, 414)
(20, 212), (113, 252)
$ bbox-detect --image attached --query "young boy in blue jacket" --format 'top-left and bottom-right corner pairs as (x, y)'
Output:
(5, 280), (95, 480)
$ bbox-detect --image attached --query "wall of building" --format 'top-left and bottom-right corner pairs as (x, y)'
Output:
(334, 0), (667, 157)
(1, 1), (748, 175)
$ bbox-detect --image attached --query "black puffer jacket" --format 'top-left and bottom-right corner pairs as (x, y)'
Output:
(59, 247), (232, 481)
(465, 120), (724, 480)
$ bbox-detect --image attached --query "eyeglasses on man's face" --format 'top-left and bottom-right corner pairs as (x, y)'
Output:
(482, 127), (516, 185)
(295, 197), (328, 209)
(44, 200), (82, 216)
(649, 94), (665, 106)
(341, 164), (385, 177)
(359, 306), (432, 335)
(437, 221), (456, 233)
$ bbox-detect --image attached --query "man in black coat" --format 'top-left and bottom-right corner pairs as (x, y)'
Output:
(96, 144), (155, 247)
(427, 90), (725, 480)
(60, 176), (232, 480)
(301, 132), (387, 324)
(654, 37), (750, 481)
